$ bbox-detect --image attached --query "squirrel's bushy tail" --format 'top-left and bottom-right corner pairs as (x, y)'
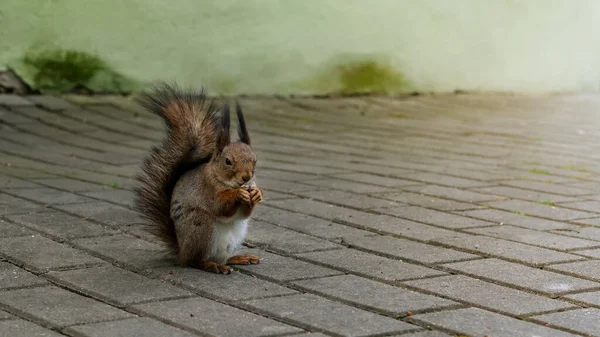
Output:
(134, 83), (221, 255)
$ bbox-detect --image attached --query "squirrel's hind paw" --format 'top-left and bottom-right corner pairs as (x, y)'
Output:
(198, 261), (232, 274)
(227, 255), (261, 265)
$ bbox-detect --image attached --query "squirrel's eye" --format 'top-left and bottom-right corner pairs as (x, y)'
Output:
(225, 158), (232, 166)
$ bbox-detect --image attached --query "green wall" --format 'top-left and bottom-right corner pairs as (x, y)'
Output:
(2, 0), (600, 94)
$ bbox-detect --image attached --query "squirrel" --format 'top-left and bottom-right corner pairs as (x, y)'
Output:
(134, 83), (263, 274)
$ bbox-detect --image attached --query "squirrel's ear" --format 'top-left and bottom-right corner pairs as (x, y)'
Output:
(235, 101), (251, 146)
(216, 103), (231, 153)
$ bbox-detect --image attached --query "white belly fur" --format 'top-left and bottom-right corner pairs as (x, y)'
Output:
(208, 210), (249, 264)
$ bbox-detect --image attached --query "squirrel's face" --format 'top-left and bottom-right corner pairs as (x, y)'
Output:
(216, 142), (257, 188)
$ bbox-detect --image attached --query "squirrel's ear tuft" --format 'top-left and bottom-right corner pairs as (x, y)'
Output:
(236, 101), (251, 146)
(216, 103), (231, 153)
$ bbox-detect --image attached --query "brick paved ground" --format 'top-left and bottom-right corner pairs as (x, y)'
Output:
(1, 92), (600, 336)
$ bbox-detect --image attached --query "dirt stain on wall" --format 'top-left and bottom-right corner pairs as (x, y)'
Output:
(21, 48), (137, 93)
(300, 55), (410, 95)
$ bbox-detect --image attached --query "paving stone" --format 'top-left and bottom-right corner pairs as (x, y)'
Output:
(412, 307), (578, 337)
(297, 248), (447, 282)
(0, 108), (36, 127)
(534, 308), (600, 336)
(26, 95), (78, 110)
(17, 107), (98, 132)
(571, 217), (600, 226)
(398, 172), (491, 188)
(48, 265), (192, 306)
(259, 177), (322, 193)
(32, 178), (108, 192)
(0, 95), (34, 106)
(501, 180), (594, 197)
(377, 206), (493, 229)
(74, 234), (172, 270)
(267, 199), (479, 241)
(403, 275), (574, 315)
(555, 200), (600, 214)
(263, 161), (347, 175)
(133, 297), (301, 337)
(394, 331), (453, 337)
(584, 194), (600, 201)
(456, 208), (578, 230)
(243, 294), (418, 336)
(0, 262), (47, 290)
(434, 235), (585, 265)
(245, 220), (343, 253)
(328, 162), (409, 177)
(4, 188), (95, 205)
(372, 192), (483, 211)
(0, 193), (42, 215)
(4, 210), (117, 240)
(55, 202), (141, 227)
(85, 129), (143, 143)
(60, 109), (159, 140)
(403, 184), (505, 203)
(259, 190), (296, 200)
(442, 258), (600, 295)
(152, 265), (297, 301)
(334, 172), (419, 187)
(297, 189), (403, 209)
(0, 310), (12, 320)
(345, 234), (478, 264)
(86, 105), (160, 127)
(13, 106), (65, 123)
(0, 219), (35, 237)
(0, 176), (40, 189)
(293, 275), (457, 316)
(386, 223), (476, 243)
(256, 168), (320, 182)
(252, 205), (371, 240)
(12, 125), (110, 155)
(471, 186), (578, 203)
(0, 319), (64, 337)
(93, 163), (138, 177)
(265, 197), (394, 224)
(0, 235), (104, 272)
(65, 317), (196, 337)
(572, 248), (600, 258)
(236, 249), (343, 282)
(62, 95), (108, 105)
(465, 225), (599, 250)
(484, 199), (596, 220)
(546, 260), (600, 281)
(566, 181), (600, 191)
(565, 291), (600, 306)
(0, 165), (56, 179)
(0, 286), (133, 328)
(123, 225), (162, 243)
(506, 168), (582, 183)
(299, 178), (398, 194)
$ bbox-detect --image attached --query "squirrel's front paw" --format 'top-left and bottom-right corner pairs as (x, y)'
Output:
(249, 186), (263, 205)
(237, 188), (252, 205)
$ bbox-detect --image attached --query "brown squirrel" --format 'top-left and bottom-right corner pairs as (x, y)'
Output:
(134, 83), (263, 274)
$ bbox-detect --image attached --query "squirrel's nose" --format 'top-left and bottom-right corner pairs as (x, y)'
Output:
(242, 174), (251, 183)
